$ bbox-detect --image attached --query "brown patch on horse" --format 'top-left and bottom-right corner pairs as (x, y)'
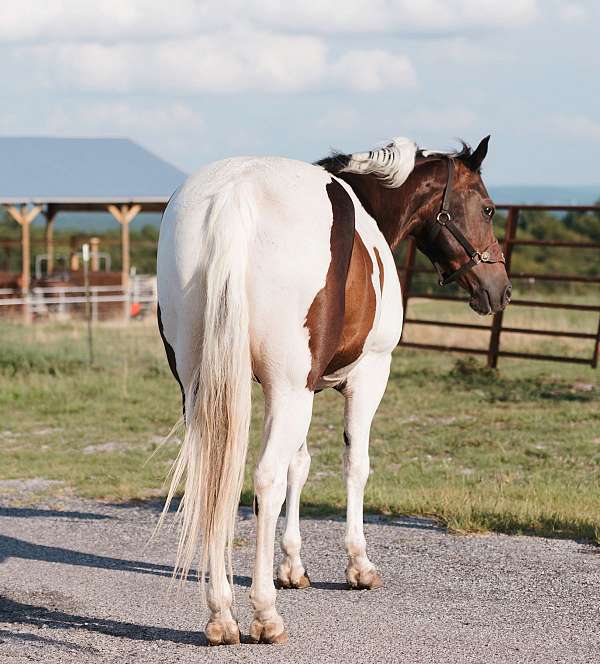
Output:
(305, 180), (355, 390)
(373, 247), (384, 292)
(305, 180), (380, 389)
(323, 231), (376, 375)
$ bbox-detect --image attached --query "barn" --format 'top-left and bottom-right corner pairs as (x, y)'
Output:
(0, 137), (186, 293)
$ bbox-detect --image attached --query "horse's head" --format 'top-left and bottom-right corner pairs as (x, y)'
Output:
(317, 134), (512, 315)
(411, 137), (511, 315)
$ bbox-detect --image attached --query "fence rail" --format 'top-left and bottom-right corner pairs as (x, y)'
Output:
(0, 278), (156, 322)
(398, 204), (600, 368)
(2, 204), (599, 368)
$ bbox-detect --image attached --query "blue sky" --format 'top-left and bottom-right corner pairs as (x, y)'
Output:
(0, 1), (598, 186)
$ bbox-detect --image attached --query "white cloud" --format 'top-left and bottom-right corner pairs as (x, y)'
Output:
(251, 0), (538, 34)
(317, 107), (361, 132)
(0, 1), (212, 43)
(406, 107), (478, 133)
(0, 1), (541, 97)
(556, 2), (587, 22)
(59, 101), (203, 137)
(550, 114), (600, 141)
(13, 31), (326, 93)
(419, 38), (519, 67)
(0, 0), (539, 43)
(13, 31), (416, 94)
(0, 100), (203, 166)
(330, 50), (416, 92)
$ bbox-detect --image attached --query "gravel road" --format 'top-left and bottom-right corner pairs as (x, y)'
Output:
(0, 494), (598, 664)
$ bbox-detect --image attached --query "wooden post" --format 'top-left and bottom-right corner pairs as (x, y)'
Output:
(487, 207), (519, 368)
(592, 314), (600, 369)
(82, 243), (94, 365)
(44, 205), (57, 276)
(90, 236), (100, 272)
(6, 204), (41, 324)
(6, 204), (42, 294)
(70, 235), (80, 272)
(121, 214), (130, 286)
(108, 204), (141, 288)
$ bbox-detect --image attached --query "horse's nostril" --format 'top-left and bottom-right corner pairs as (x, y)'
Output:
(503, 284), (512, 304)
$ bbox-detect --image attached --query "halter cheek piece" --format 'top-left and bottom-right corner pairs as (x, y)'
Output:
(426, 158), (505, 286)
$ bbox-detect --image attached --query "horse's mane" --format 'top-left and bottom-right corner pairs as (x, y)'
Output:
(316, 136), (418, 188)
(316, 137), (475, 187)
(418, 141), (472, 161)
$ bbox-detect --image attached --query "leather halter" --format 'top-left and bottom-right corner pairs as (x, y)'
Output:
(426, 158), (505, 286)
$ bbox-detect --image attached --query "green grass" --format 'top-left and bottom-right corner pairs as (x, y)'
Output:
(0, 320), (598, 544)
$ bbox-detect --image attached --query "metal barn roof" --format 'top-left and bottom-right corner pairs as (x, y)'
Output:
(0, 137), (187, 203)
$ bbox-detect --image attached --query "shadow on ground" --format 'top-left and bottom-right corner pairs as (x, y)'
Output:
(0, 534), (251, 586)
(109, 496), (444, 533)
(0, 507), (112, 520)
(0, 596), (207, 646)
(0, 626), (99, 653)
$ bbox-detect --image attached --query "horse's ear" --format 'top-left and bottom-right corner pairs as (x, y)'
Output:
(468, 135), (490, 172)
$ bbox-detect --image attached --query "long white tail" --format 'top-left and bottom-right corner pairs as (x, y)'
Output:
(162, 182), (253, 591)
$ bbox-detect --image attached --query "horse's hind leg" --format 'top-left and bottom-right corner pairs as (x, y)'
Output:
(277, 441), (311, 589)
(250, 387), (314, 644)
(205, 557), (239, 645)
(341, 351), (391, 590)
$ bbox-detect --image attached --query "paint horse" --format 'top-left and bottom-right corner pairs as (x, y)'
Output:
(156, 135), (511, 645)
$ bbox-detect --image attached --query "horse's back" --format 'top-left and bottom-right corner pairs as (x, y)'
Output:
(157, 156), (342, 387)
(157, 155), (401, 392)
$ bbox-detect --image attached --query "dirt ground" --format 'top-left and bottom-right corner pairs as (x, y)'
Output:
(0, 493), (599, 663)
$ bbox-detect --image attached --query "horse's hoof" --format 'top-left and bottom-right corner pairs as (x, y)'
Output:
(205, 618), (240, 646)
(346, 566), (383, 590)
(277, 569), (311, 589)
(249, 619), (288, 645)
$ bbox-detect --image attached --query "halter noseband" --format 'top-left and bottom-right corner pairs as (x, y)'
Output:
(426, 158), (505, 286)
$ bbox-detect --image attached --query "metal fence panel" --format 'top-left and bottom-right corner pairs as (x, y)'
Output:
(398, 204), (600, 368)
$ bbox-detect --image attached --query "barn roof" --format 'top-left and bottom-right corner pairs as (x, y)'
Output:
(0, 137), (187, 204)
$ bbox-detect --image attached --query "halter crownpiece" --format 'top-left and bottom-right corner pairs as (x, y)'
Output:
(427, 158), (505, 286)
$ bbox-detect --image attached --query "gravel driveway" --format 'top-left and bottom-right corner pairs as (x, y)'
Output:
(0, 494), (598, 663)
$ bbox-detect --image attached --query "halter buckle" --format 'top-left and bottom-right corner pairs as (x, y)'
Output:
(436, 211), (451, 225)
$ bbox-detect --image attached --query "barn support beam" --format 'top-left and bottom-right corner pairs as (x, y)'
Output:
(5, 204), (42, 294)
(107, 204), (141, 287)
(5, 204), (42, 324)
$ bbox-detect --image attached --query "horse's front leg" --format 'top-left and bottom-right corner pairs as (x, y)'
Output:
(250, 388), (314, 644)
(341, 352), (391, 590)
(277, 441), (311, 589)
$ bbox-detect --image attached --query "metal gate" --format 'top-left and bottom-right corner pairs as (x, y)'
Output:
(398, 204), (600, 368)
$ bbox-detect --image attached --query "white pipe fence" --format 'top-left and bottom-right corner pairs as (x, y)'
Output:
(0, 277), (157, 322)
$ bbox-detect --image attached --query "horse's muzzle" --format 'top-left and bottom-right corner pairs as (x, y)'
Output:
(469, 283), (512, 316)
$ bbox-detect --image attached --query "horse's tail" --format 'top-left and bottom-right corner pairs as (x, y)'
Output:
(162, 181), (254, 591)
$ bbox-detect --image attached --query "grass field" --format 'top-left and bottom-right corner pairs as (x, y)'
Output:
(0, 315), (598, 544)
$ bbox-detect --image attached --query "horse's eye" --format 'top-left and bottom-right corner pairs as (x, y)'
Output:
(483, 206), (495, 219)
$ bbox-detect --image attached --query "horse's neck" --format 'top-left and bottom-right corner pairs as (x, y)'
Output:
(339, 163), (443, 250)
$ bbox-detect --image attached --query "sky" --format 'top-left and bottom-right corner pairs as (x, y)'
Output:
(0, 1), (598, 186)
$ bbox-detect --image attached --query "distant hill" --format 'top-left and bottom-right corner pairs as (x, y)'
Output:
(28, 184), (600, 233)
